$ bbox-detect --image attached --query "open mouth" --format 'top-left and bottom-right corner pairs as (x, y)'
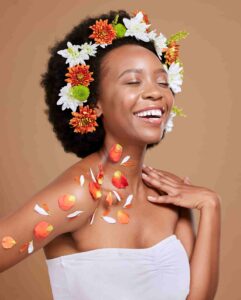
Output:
(133, 108), (165, 125)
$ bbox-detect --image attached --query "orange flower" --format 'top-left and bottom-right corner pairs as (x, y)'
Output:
(109, 143), (123, 162)
(89, 181), (102, 200)
(34, 221), (54, 239)
(117, 210), (129, 224)
(89, 19), (117, 44)
(58, 194), (76, 211)
(112, 170), (128, 188)
(69, 105), (98, 134)
(65, 65), (94, 87)
(164, 41), (180, 65)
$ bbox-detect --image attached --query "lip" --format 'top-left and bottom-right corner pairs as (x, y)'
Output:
(133, 114), (164, 125)
(133, 105), (166, 114)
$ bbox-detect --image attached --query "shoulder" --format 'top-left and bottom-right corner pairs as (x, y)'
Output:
(174, 207), (196, 261)
(31, 160), (98, 234)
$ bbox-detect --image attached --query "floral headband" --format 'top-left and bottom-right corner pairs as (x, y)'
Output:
(57, 10), (189, 135)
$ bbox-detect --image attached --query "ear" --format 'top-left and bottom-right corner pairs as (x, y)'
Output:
(93, 99), (103, 118)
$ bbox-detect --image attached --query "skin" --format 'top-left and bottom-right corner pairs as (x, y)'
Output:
(0, 44), (221, 299)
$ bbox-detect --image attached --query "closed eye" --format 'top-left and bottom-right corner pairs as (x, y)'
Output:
(126, 82), (169, 87)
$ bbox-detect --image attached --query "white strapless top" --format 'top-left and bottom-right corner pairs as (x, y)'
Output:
(45, 234), (190, 300)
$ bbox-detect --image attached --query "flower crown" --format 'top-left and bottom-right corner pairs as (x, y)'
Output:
(57, 10), (189, 135)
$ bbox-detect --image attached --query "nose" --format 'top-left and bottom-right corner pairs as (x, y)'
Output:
(141, 81), (163, 101)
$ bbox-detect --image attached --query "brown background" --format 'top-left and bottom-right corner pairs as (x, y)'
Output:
(0, 0), (240, 299)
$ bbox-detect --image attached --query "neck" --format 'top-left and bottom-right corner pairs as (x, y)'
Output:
(97, 136), (147, 195)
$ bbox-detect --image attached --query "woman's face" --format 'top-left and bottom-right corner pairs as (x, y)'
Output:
(96, 44), (175, 146)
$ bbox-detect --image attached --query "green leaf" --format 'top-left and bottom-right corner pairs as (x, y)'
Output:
(167, 31), (189, 45)
(171, 105), (187, 117)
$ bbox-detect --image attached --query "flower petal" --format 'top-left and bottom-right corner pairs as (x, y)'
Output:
(112, 170), (128, 188)
(89, 181), (102, 200)
(67, 210), (84, 218)
(117, 210), (129, 224)
(58, 194), (76, 211)
(1, 236), (17, 249)
(89, 167), (97, 182)
(33, 221), (54, 239)
(108, 143), (123, 162)
(80, 174), (85, 187)
(105, 191), (113, 206)
(120, 155), (130, 165)
(34, 204), (49, 216)
(123, 194), (133, 208)
(101, 216), (116, 224)
(90, 207), (97, 225)
(112, 190), (121, 202)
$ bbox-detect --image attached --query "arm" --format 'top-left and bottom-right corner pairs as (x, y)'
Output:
(175, 207), (196, 261)
(0, 167), (97, 272)
(187, 196), (221, 300)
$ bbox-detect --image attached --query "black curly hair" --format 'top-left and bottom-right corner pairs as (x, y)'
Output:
(40, 9), (174, 158)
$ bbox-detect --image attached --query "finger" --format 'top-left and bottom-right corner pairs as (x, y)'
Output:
(147, 194), (183, 207)
(154, 168), (184, 183)
(141, 173), (178, 196)
(142, 167), (179, 187)
(183, 176), (191, 185)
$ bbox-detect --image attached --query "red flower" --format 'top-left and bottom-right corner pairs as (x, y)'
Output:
(89, 19), (117, 44)
(65, 65), (94, 87)
(69, 105), (98, 134)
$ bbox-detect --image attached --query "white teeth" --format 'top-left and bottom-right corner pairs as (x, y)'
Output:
(134, 109), (163, 118)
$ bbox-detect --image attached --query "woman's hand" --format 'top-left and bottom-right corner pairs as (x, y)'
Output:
(141, 165), (220, 210)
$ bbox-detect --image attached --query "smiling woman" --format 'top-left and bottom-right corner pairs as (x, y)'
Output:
(0, 8), (221, 300)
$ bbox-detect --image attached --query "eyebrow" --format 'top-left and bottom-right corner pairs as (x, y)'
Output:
(117, 68), (167, 79)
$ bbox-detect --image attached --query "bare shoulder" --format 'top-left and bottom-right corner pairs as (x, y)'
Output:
(0, 159), (97, 272)
(174, 207), (196, 261)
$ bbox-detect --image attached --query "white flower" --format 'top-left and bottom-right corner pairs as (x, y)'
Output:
(163, 62), (183, 94)
(153, 33), (168, 59)
(123, 11), (151, 42)
(165, 112), (176, 133)
(57, 83), (85, 112)
(147, 29), (157, 40)
(57, 41), (88, 67)
(79, 42), (99, 59)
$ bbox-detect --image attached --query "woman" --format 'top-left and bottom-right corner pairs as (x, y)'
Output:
(0, 9), (221, 300)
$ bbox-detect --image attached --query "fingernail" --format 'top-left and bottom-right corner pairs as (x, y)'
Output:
(142, 173), (147, 177)
(147, 196), (156, 201)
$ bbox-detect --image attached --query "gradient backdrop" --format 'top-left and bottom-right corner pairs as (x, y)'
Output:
(0, 0), (240, 299)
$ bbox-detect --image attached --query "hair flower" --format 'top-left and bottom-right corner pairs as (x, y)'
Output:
(65, 64), (94, 87)
(69, 104), (98, 134)
(89, 19), (117, 45)
(56, 10), (189, 135)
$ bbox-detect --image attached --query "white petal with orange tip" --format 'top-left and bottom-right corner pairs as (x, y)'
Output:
(28, 240), (34, 254)
(67, 210), (84, 218)
(123, 194), (133, 208)
(34, 204), (49, 216)
(112, 190), (121, 202)
(120, 155), (130, 165)
(101, 216), (116, 224)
